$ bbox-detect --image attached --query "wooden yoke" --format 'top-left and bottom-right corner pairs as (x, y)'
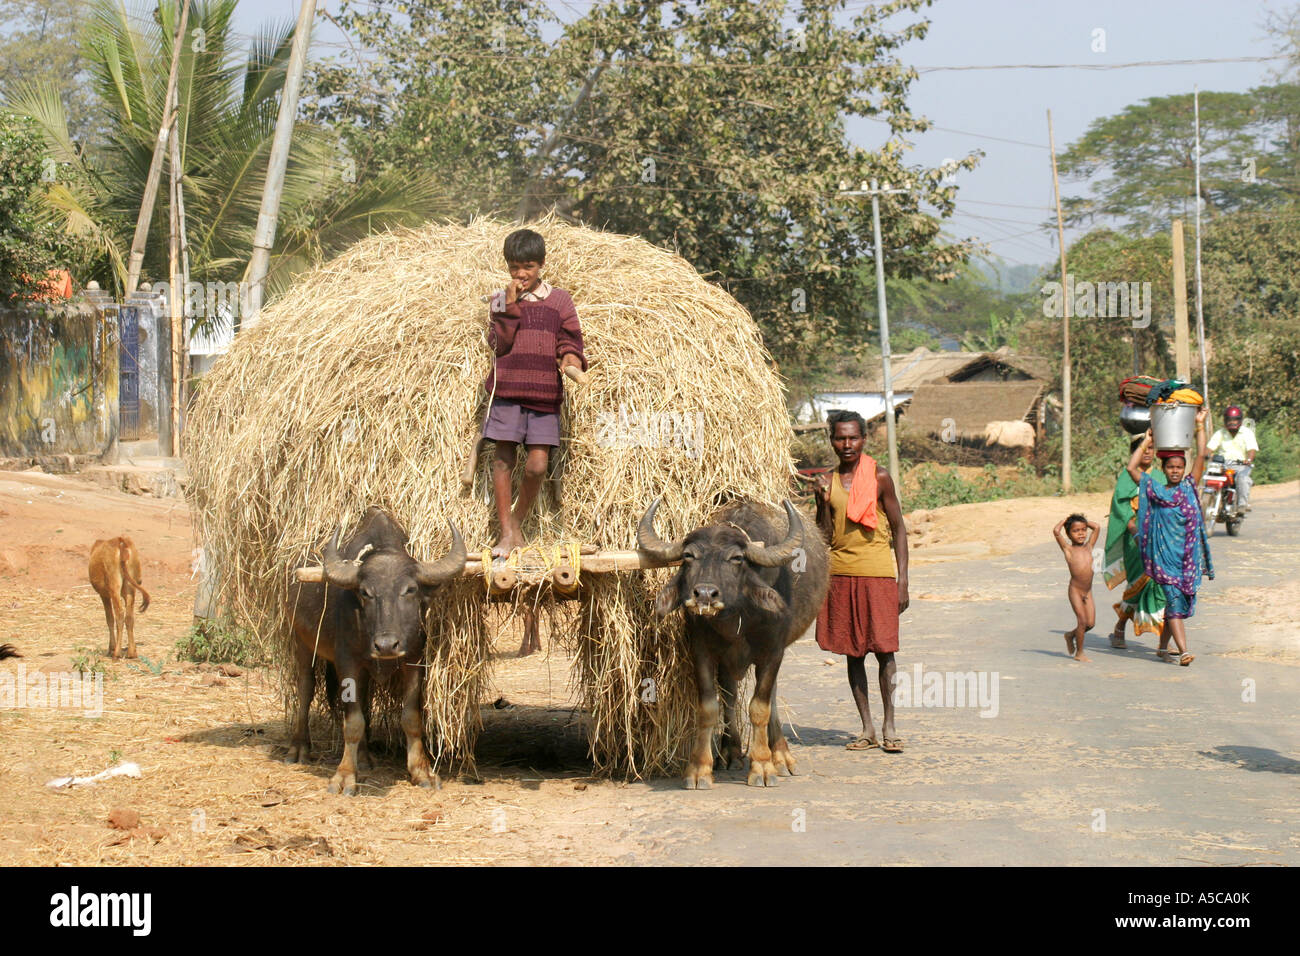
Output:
(294, 547), (680, 595)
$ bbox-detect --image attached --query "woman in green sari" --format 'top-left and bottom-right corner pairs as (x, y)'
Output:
(1103, 435), (1167, 649)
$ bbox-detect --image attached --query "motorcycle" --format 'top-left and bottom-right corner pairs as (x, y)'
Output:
(1201, 455), (1244, 537)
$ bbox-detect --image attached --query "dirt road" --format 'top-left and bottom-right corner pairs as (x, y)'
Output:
(1, 471), (1296, 865)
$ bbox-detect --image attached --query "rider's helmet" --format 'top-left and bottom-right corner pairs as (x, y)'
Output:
(1225, 405), (1243, 424)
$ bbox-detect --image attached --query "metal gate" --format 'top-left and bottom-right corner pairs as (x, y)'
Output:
(118, 306), (140, 441)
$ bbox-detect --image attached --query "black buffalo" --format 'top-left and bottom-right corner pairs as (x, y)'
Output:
(286, 507), (465, 795)
(638, 498), (829, 788)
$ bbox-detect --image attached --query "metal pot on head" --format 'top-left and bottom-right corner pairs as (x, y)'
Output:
(1120, 403), (1151, 435)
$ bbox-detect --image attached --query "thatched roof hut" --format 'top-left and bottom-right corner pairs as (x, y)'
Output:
(184, 218), (794, 776)
(900, 380), (1046, 442)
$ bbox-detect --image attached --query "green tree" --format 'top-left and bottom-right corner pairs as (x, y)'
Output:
(0, 110), (92, 299)
(0, 0), (100, 144)
(1056, 90), (1294, 234)
(6, 0), (444, 307)
(307, 0), (983, 375)
(1200, 208), (1300, 427)
(1021, 229), (1176, 465)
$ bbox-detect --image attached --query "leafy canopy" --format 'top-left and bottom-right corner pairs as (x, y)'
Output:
(306, 0), (983, 375)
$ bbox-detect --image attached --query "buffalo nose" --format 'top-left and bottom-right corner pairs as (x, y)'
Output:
(372, 635), (402, 658)
(692, 584), (720, 605)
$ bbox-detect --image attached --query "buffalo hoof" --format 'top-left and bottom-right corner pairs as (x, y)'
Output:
(410, 766), (440, 790)
(715, 743), (744, 771)
(284, 743), (311, 764)
(747, 758), (779, 787)
(683, 766), (713, 790)
(328, 771), (358, 796)
(771, 746), (797, 776)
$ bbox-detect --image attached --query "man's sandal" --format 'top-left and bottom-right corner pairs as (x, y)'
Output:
(846, 735), (880, 751)
(882, 737), (905, 753)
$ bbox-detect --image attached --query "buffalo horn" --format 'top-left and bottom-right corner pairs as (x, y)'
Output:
(322, 526), (361, 590)
(415, 521), (468, 586)
(744, 499), (804, 567)
(636, 497), (684, 562)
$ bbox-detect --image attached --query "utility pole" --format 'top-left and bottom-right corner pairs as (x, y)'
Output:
(1047, 109), (1072, 494)
(1192, 87), (1210, 406)
(243, 0), (317, 328)
(839, 179), (909, 486)
(168, 97), (184, 457)
(1171, 219), (1191, 382)
(167, 74), (193, 458)
(125, 0), (190, 298)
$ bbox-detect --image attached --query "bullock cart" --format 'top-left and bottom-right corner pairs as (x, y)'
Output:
(185, 218), (793, 777)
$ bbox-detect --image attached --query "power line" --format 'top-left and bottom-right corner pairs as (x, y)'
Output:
(961, 198), (1055, 211)
(948, 210), (1049, 226)
(860, 114), (1050, 151)
(915, 56), (1288, 72)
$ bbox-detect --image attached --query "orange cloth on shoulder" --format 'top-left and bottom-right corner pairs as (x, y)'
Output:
(845, 453), (880, 530)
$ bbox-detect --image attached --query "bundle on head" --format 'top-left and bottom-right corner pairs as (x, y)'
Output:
(185, 216), (793, 777)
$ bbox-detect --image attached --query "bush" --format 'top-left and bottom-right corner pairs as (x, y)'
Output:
(1253, 420), (1300, 485)
(904, 458), (1057, 510)
(175, 618), (264, 667)
(907, 464), (983, 510)
(1037, 430), (1131, 493)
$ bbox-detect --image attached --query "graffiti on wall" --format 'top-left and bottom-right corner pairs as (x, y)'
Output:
(0, 306), (118, 457)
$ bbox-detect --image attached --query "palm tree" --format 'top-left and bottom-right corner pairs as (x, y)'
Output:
(7, 0), (446, 321)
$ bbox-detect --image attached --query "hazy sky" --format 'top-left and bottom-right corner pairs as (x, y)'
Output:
(881, 0), (1293, 266)
(235, 0), (1295, 267)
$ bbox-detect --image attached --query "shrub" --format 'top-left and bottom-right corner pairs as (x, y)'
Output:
(1252, 420), (1300, 485)
(175, 618), (264, 667)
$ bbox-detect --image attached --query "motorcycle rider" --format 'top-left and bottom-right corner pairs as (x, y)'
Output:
(1207, 406), (1258, 512)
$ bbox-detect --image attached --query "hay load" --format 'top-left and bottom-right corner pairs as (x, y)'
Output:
(185, 217), (793, 776)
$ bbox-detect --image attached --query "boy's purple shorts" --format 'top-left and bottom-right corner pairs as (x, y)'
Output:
(484, 398), (560, 447)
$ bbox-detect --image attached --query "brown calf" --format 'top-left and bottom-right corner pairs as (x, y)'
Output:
(88, 537), (151, 659)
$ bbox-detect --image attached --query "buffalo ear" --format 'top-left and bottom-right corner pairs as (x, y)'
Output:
(748, 585), (787, 616)
(654, 581), (683, 617)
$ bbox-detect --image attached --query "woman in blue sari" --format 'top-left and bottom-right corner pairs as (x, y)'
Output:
(1125, 408), (1214, 666)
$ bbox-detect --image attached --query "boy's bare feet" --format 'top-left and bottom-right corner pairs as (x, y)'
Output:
(1073, 649), (1091, 662)
(1064, 629), (1076, 655)
(493, 526), (524, 558)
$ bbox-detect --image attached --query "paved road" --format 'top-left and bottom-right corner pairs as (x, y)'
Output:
(609, 489), (1300, 865)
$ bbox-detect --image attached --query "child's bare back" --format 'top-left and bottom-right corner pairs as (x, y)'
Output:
(1054, 514), (1100, 662)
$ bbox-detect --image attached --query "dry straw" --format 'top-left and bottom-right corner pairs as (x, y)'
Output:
(185, 216), (793, 777)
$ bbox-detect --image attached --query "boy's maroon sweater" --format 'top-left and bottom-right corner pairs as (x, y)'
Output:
(485, 288), (587, 413)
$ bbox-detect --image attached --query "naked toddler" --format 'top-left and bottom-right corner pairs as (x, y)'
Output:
(1054, 513), (1100, 662)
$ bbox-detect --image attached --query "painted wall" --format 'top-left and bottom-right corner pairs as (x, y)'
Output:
(0, 305), (118, 456)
